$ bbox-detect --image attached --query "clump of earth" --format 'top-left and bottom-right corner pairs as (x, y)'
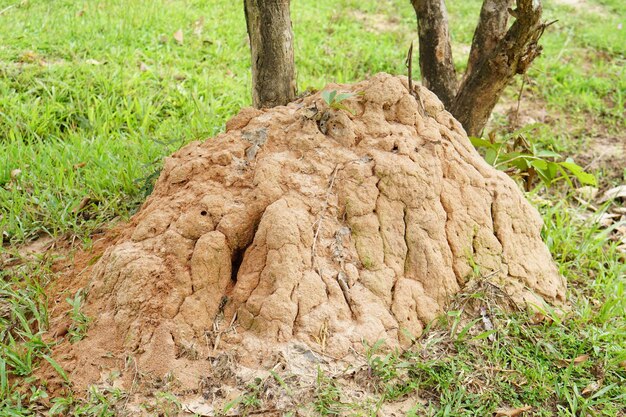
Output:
(52, 73), (565, 394)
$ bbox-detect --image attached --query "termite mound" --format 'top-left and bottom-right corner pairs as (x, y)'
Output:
(55, 73), (565, 390)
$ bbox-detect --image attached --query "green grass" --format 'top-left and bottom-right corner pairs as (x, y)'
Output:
(0, 254), (53, 413)
(1, 0), (625, 415)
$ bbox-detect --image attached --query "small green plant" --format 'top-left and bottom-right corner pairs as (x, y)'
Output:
(471, 131), (596, 191)
(364, 340), (417, 401)
(152, 391), (182, 417)
(222, 377), (264, 416)
(313, 367), (345, 416)
(49, 386), (124, 416)
(321, 90), (356, 113)
(66, 289), (91, 343)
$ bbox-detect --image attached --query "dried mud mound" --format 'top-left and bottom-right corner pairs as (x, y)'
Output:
(63, 73), (565, 389)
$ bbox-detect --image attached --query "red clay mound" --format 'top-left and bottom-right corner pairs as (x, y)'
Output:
(58, 73), (565, 390)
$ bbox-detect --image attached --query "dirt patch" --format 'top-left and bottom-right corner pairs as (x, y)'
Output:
(351, 10), (402, 34)
(580, 134), (626, 179)
(553, 0), (608, 15)
(49, 74), (566, 399)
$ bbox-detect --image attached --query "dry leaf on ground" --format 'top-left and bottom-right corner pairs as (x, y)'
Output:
(599, 185), (626, 203)
(495, 405), (532, 416)
(581, 380), (601, 396)
(573, 354), (590, 364)
(529, 312), (554, 325)
(173, 29), (184, 44)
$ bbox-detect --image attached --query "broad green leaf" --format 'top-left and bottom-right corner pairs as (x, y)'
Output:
(321, 90), (332, 105)
(500, 153), (530, 170)
(334, 92), (354, 102)
(535, 149), (562, 158)
(470, 137), (494, 148)
(485, 148), (497, 165)
(530, 159), (548, 170)
(559, 161), (597, 186)
(547, 161), (558, 180)
(532, 160), (554, 185)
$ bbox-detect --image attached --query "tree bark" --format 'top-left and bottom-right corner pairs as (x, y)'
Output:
(244, 0), (296, 108)
(465, 0), (513, 79)
(410, 0), (457, 109)
(450, 0), (546, 136)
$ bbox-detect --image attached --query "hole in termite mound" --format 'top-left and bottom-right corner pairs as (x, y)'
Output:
(230, 247), (246, 284)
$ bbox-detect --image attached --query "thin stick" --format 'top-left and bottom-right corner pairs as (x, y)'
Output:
(406, 41), (426, 116)
(514, 76), (527, 124)
(406, 41), (414, 94)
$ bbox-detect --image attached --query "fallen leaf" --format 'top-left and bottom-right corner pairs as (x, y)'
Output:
(72, 196), (92, 214)
(495, 405), (532, 416)
(73, 162), (86, 170)
(138, 61), (149, 72)
(10, 168), (21, 179)
(581, 380), (601, 396)
(595, 212), (619, 227)
(599, 185), (626, 203)
(173, 29), (184, 44)
(573, 354), (590, 365)
(556, 354), (590, 368)
(182, 398), (212, 416)
(620, 360), (626, 371)
(85, 59), (102, 65)
(529, 312), (553, 325)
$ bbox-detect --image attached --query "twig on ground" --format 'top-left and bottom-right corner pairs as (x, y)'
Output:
(0, 4), (15, 16)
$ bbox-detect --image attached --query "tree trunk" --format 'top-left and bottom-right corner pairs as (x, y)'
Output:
(411, 0), (546, 137)
(410, 0), (457, 109)
(450, 0), (546, 136)
(465, 0), (513, 79)
(244, 0), (296, 108)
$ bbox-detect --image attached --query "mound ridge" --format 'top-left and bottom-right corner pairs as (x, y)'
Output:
(60, 73), (565, 389)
